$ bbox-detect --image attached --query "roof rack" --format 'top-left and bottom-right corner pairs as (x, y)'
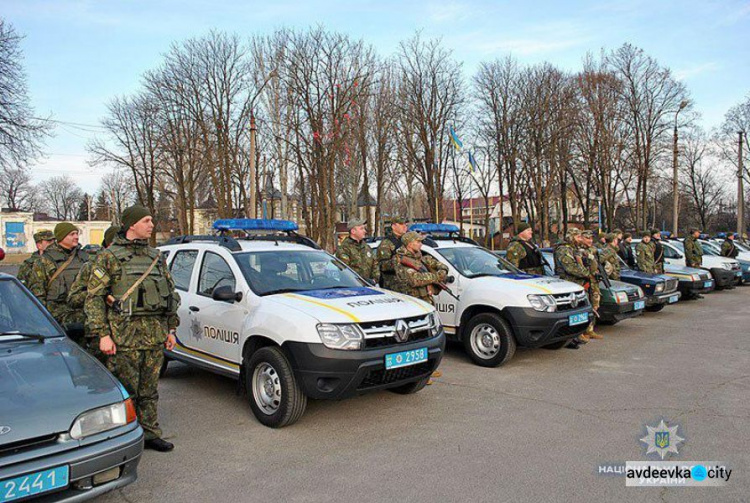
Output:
(166, 235), (242, 252)
(408, 223), (480, 246)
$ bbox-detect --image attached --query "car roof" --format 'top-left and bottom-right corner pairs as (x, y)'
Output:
(160, 239), (322, 254)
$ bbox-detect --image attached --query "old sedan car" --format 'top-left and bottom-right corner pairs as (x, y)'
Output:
(0, 273), (143, 502)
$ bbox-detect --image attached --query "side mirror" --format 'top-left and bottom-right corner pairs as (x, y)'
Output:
(365, 278), (377, 286)
(445, 275), (455, 284)
(212, 285), (242, 303)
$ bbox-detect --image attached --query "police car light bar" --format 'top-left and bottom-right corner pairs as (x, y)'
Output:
(409, 223), (460, 234)
(213, 219), (299, 232)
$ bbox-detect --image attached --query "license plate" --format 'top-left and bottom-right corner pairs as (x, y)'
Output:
(385, 348), (428, 369)
(668, 295), (679, 304)
(634, 300), (645, 310)
(568, 312), (589, 326)
(1, 466), (68, 503)
(703, 281), (713, 288)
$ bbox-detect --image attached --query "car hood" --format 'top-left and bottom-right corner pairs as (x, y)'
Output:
(476, 273), (585, 294)
(0, 337), (123, 446)
(265, 286), (433, 323)
(620, 269), (662, 283)
(607, 279), (639, 293)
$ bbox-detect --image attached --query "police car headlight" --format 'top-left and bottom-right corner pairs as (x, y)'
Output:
(527, 294), (556, 312)
(427, 312), (442, 337)
(654, 282), (665, 293)
(317, 324), (364, 350)
(615, 292), (628, 304)
(691, 274), (702, 281)
(637, 287), (645, 298)
(721, 262), (733, 270)
(70, 399), (137, 440)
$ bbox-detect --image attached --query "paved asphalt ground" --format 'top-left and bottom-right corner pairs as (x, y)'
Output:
(2, 263), (748, 502)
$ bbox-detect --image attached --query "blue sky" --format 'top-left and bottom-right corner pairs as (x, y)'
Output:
(5, 0), (750, 194)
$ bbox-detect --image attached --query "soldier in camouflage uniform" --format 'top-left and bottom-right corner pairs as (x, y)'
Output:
(336, 217), (380, 284)
(720, 233), (739, 259)
(580, 230), (603, 340)
(598, 233), (621, 281)
(683, 228), (704, 268)
(68, 225), (119, 364)
(554, 228), (594, 346)
(650, 229), (665, 274)
(393, 231), (449, 306)
(85, 205), (180, 452)
(16, 230), (54, 286)
(505, 223), (545, 275)
(28, 223), (89, 343)
(635, 232), (656, 273)
(376, 216), (408, 290)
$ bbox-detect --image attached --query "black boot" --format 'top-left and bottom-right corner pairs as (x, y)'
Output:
(565, 339), (581, 349)
(145, 438), (174, 452)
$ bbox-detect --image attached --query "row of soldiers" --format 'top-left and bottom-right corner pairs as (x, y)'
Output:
(17, 206), (179, 453)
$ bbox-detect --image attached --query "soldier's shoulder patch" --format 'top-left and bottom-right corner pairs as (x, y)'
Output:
(92, 267), (108, 280)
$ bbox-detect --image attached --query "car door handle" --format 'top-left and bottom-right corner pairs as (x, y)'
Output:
(189, 306), (200, 312)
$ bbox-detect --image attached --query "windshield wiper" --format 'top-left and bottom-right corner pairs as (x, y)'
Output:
(261, 288), (306, 296)
(0, 331), (47, 342)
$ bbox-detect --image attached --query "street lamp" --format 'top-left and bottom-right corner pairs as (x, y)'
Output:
(672, 100), (689, 237)
(249, 69), (279, 218)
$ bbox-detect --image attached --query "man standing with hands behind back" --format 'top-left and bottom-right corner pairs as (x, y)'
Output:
(86, 205), (181, 452)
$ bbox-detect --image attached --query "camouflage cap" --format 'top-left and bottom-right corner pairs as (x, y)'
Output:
(33, 230), (54, 243)
(581, 230), (594, 238)
(566, 228), (581, 240)
(650, 228), (661, 236)
(401, 231), (425, 246)
(390, 216), (407, 225)
(605, 233), (618, 243)
(347, 217), (367, 230)
(613, 228), (623, 235)
(641, 230), (652, 238)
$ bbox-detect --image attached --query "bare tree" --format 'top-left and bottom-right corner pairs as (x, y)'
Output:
(680, 128), (725, 230)
(39, 175), (83, 220)
(99, 169), (136, 223)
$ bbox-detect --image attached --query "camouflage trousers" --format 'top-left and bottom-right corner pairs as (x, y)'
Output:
(107, 348), (164, 440)
(584, 284), (600, 336)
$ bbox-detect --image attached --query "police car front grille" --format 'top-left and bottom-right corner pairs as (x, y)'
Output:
(551, 292), (589, 312)
(664, 279), (679, 293)
(627, 291), (641, 302)
(699, 272), (710, 280)
(0, 433), (59, 456)
(358, 361), (434, 390)
(730, 263), (741, 271)
(360, 315), (433, 348)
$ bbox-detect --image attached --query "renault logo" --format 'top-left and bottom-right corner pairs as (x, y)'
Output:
(0, 426), (10, 436)
(394, 319), (410, 343)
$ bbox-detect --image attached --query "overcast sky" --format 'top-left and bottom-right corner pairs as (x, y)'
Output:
(5, 0), (750, 194)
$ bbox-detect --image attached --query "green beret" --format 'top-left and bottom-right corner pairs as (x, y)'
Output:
(347, 217), (366, 230)
(623, 232), (632, 239)
(54, 222), (78, 243)
(641, 230), (652, 238)
(33, 230), (54, 243)
(650, 229), (661, 236)
(103, 225), (120, 247)
(121, 205), (152, 232)
(517, 222), (531, 234)
(402, 231), (425, 246)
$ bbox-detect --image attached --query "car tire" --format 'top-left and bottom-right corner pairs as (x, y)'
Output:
(542, 340), (570, 350)
(462, 313), (516, 367)
(388, 376), (430, 395)
(645, 304), (665, 312)
(245, 346), (307, 428)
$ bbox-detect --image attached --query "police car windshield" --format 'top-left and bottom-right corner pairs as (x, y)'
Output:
(234, 250), (367, 296)
(437, 246), (519, 278)
(699, 241), (720, 256)
(0, 279), (62, 339)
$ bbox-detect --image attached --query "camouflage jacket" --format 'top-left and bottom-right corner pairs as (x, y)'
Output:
(336, 236), (380, 283)
(16, 252), (43, 286)
(84, 236), (180, 350)
(553, 242), (591, 288)
(27, 243), (89, 327)
(683, 236), (703, 267)
(720, 239), (739, 258)
(636, 241), (656, 273)
(376, 235), (404, 290)
(599, 244), (621, 280)
(393, 247), (448, 305)
(68, 260), (93, 310)
(505, 238), (545, 275)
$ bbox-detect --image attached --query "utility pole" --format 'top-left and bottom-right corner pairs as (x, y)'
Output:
(249, 113), (257, 218)
(739, 131), (745, 236)
(672, 101), (688, 237)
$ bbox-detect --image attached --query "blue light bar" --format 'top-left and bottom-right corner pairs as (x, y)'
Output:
(660, 231), (672, 238)
(409, 223), (460, 234)
(716, 232), (727, 239)
(213, 219), (299, 232)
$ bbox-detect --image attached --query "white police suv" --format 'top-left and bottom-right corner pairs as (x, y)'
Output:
(371, 225), (593, 367)
(159, 220), (445, 428)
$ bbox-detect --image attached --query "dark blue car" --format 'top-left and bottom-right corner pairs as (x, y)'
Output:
(616, 258), (681, 311)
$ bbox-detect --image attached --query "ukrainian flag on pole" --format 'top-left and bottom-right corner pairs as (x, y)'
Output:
(449, 126), (463, 151)
(467, 151), (478, 173)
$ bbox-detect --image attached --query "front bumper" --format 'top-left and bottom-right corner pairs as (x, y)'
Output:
(710, 268), (739, 288)
(645, 290), (681, 307)
(599, 299), (644, 323)
(0, 425), (143, 503)
(676, 278), (715, 296)
(284, 331), (445, 400)
(501, 306), (594, 347)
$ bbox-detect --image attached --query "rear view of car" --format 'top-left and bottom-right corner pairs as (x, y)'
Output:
(0, 274), (143, 502)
